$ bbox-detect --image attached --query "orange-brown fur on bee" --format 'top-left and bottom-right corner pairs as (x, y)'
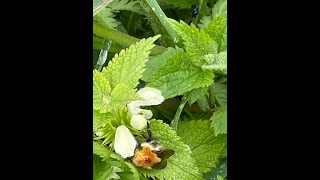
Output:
(133, 143), (161, 169)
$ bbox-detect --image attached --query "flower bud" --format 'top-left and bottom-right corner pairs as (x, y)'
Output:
(137, 87), (164, 106)
(130, 114), (147, 130)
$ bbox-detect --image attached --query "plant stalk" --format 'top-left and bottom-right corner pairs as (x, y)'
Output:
(171, 94), (189, 131)
(93, 21), (166, 55)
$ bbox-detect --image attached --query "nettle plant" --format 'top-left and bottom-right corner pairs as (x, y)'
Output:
(93, 0), (227, 179)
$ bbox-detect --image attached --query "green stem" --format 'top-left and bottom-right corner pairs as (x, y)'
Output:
(95, 39), (112, 71)
(93, 21), (167, 55)
(127, 12), (134, 34)
(171, 94), (189, 131)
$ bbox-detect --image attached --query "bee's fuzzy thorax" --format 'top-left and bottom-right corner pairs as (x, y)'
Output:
(133, 143), (161, 168)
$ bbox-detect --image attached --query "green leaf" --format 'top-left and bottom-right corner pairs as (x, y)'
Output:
(94, 0), (145, 29)
(168, 18), (218, 67)
(94, 7), (120, 29)
(105, 166), (123, 180)
(124, 162), (140, 180)
(100, 83), (141, 113)
(109, 0), (144, 14)
(102, 35), (161, 90)
(104, 159), (123, 168)
(187, 87), (209, 106)
(93, 153), (138, 180)
(139, 120), (203, 180)
(201, 51), (227, 74)
(214, 82), (227, 107)
(93, 70), (112, 111)
(197, 96), (210, 111)
(177, 120), (227, 173)
(141, 47), (177, 82)
(93, 110), (110, 131)
(93, 155), (112, 180)
(211, 0), (227, 19)
(198, 15), (213, 30)
(157, 0), (199, 9)
(203, 159), (227, 180)
(102, 150), (141, 180)
(93, 141), (112, 161)
(204, 13), (227, 52)
(94, 137), (140, 179)
(93, 72), (139, 113)
(148, 49), (214, 99)
(210, 107), (227, 135)
(198, 0), (227, 30)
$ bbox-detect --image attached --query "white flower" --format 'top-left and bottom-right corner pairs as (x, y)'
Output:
(127, 87), (164, 130)
(127, 101), (142, 115)
(136, 87), (164, 106)
(130, 115), (147, 130)
(139, 109), (153, 119)
(114, 126), (137, 158)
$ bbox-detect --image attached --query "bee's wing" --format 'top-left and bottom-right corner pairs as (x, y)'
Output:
(152, 159), (168, 170)
(155, 149), (174, 159)
(152, 149), (175, 170)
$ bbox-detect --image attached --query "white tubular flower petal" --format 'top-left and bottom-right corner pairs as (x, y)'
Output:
(137, 87), (164, 106)
(139, 109), (153, 119)
(114, 126), (137, 158)
(130, 115), (147, 130)
(127, 87), (164, 122)
(127, 101), (142, 115)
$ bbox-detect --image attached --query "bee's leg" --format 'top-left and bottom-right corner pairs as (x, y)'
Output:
(140, 120), (153, 142)
(147, 120), (152, 140)
(135, 137), (142, 149)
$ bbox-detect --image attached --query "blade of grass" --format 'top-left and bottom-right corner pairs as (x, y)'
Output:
(95, 39), (112, 71)
(138, 0), (180, 46)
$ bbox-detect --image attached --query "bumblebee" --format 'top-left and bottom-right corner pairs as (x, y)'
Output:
(132, 121), (174, 169)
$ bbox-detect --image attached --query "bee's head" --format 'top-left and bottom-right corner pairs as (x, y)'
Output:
(149, 139), (160, 147)
(149, 140), (164, 151)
